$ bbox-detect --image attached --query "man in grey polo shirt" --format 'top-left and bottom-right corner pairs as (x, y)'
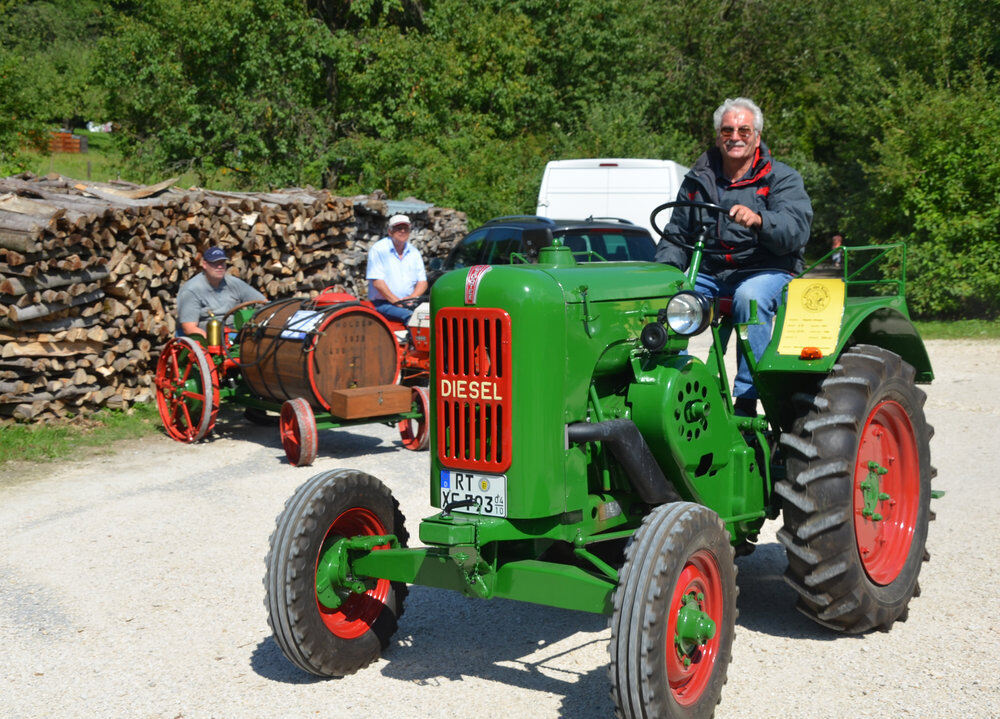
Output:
(176, 246), (264, 338)
(366, 214), (427, 323)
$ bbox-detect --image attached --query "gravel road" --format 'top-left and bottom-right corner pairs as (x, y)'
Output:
(2, 339), (998, 719)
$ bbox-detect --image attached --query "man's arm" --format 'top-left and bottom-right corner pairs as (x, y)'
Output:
(180, 321), (206, 338)
(405, 280), (428, 299)
(371, 279), (400, 304)
(177, 286), (207, 338)
(755, 168), (813, 255)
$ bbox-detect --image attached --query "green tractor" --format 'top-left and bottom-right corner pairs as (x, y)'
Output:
(264, 201), (937, 718)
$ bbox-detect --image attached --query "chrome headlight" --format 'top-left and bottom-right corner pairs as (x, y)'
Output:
(664, 291), (712, 336)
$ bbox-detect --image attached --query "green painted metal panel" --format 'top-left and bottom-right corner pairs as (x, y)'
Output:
(492, 559), (615, 614)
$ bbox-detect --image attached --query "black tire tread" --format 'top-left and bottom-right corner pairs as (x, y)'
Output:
(777, 344), (932, 634)
(264, 469), (408, 677)
(609, 502), (737, 719)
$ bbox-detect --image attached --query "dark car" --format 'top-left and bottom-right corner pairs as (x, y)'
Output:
(428, 215), (656, 285)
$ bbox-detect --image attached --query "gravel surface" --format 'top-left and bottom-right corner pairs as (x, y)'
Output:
(2, 339), (998, 719)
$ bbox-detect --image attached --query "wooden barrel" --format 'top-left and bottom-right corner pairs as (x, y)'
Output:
(238, 298), (401, 411)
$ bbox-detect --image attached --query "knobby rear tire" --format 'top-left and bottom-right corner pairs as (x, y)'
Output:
(777, 344), (934, 632)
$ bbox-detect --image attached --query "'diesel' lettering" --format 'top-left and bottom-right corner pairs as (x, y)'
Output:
(437, 379), (504, 401)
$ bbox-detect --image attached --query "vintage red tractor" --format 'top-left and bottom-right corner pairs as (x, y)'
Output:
(154, 287), (431, 465)
(264, 201), (939, 717)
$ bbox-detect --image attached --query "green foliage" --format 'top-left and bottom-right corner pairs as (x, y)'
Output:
(3, 0), (1000, 317)
(98, 0), (337, 187)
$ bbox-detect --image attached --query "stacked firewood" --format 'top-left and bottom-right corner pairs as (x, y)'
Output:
(0, 173), (467, 423)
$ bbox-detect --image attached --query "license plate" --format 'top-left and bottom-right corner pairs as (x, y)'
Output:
(439, 470), (507, 517)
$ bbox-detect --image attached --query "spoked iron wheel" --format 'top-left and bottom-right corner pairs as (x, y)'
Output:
(154, 337), (219, 442)
(397, 386), (430, 451)
(265, 469), (408, 676)
(777, 344), (933, 633)
(280, 398), (318, 467)
(610, 502), (736, 719)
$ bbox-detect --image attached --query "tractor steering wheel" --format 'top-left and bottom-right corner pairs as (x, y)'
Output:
(393, 295), (429, 310)
(649, 200), (736, 256)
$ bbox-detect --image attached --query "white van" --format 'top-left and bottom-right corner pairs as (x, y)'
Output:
(535, 158), (688, 235)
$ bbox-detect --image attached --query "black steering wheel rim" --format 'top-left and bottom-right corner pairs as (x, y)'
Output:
(649, 200), (735, 255)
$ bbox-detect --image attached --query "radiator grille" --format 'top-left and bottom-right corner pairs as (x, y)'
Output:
(435, 308), (512, 472)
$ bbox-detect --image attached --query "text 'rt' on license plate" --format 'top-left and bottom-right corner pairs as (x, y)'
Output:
(439, 470), (507, 517)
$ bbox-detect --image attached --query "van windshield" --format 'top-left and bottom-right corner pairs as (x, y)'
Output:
(558, 229), (655, 262)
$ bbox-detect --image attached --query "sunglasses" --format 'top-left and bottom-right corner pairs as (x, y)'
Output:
(719, 125), (755, 139)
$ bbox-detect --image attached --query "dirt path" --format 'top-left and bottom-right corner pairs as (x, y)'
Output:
(2, 339), (998, 718)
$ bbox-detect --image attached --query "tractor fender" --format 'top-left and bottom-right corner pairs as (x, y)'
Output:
(757, 301), (933, 383)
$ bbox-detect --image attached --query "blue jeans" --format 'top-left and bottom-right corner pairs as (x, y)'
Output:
(694, 271), (792, 400)
(373, 300), (413, 324)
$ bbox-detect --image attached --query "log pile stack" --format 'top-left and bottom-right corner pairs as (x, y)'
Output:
(0, 173), (467, 423)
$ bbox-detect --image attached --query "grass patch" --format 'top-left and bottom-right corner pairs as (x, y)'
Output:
(0, 402), (161, 466)
(913, 319), (1000, 340)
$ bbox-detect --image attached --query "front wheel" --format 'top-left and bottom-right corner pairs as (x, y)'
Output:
(154, 337), (219, 442)
(610, 503), (737, 719)
(777, 344), (934, 632)
(280, 398), (318, 467)
(264, 469), (408, 677)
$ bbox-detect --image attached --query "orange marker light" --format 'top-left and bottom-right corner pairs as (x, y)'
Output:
(800, 347), (823, 360)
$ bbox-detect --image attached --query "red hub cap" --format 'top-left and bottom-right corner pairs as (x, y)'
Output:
(665, 549), (723, 705)
(853, 400), (920, 585)
(315, 508), (391, 639)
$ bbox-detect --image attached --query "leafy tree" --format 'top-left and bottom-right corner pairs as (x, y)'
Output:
(98, 0), (337, 187)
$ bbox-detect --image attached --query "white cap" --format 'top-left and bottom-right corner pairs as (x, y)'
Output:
(387, 214), (411, 229)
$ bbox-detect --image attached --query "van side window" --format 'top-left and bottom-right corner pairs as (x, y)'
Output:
(449, 228), (489, 269)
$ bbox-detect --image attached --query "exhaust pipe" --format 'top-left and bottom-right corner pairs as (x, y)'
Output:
(567, 419), (681, 504)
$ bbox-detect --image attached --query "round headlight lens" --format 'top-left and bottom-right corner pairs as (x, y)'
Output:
(665, 291), (712, 336)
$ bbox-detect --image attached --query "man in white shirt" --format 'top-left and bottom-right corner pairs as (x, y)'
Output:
(366, 214), (428, 323)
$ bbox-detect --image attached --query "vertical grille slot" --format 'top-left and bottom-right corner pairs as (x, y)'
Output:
(435, 308), (512, 472)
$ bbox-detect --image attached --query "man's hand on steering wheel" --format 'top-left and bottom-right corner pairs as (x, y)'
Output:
(649, 200), (738, 255)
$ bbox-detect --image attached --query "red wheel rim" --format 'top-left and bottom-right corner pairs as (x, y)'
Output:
(280, 399), (317, 466)
(154, 338), (217, 442)
(315, 507), (392, 639)
(398, 386), (430, 451)
(853, 400), (920, 585)
(665, 549), (723, 706)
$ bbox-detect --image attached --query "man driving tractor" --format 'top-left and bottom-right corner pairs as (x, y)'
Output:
(656, 97), (813, 416)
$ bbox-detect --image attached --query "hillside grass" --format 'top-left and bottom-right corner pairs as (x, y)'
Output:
(24, 130), (229, 188)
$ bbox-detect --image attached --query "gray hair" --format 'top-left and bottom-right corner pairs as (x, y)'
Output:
(713, 97), (764, 133)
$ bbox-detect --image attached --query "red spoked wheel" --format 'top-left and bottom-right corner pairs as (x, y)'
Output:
(264, 469), (409, 677)
(316, 507), (393, 639)
(280, 398), (318, 467)
(397, 386), (430, 451)
(154, 337), (219, 442)
(665, 549), (724, 706)
(854, 400), (920, 585)
(610, 503), (736, 719)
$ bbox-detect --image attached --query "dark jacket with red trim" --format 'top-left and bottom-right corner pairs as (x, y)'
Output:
(655, 142), (813, 280)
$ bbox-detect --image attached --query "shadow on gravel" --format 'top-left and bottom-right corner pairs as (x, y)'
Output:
(734, 541), (840, 641)
(250, 636), (328, 685)
(198, 405), (405, 462)
(380, 586), (616, 718)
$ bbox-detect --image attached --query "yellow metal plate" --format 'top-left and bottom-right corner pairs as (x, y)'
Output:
(776, 278), (846, 356)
